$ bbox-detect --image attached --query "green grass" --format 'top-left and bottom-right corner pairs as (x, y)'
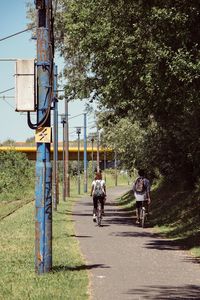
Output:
(0, 197), (89, 300)
(0, 172), (129, 300)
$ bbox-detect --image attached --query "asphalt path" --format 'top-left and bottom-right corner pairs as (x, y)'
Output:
(73, 186), (200, 300)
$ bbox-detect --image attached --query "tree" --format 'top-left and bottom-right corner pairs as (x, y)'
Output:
(54, 0), (200, 182)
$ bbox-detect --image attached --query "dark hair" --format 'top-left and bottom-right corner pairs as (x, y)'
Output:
(95, 172), (102, 180)
(138, 169), (145, 177)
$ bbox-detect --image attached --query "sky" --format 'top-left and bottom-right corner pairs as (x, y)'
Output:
(0, 1), (96, 143)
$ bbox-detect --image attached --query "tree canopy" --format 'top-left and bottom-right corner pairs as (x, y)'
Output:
(55, 0), (200, 182)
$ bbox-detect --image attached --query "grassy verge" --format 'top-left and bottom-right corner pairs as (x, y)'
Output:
(150, 181), (200, 258)
(117, 180), (200, 259)
(0, 172), (129, 300)
(0, 195), (89, 300)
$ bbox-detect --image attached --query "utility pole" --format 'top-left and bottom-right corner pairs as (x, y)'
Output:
(65, 98), (70, 197)
(91, 137), (94, 179)
(35, 0), (53, 274)
(76, 127), (81, 194)
(96, 128), (100, 172)
(104, 149), (107, 182)
(115, 150), (118, 186)
(83, 113), (87, 192)
(61, 114), (66, 201)
(53, 65), (59, 210)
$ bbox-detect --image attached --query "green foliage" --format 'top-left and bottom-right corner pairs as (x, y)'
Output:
(54, 1), (200, 183)
(0, 151), (34, 199)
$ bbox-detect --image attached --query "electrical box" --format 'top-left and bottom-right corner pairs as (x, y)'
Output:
(15, 59), (36, 112)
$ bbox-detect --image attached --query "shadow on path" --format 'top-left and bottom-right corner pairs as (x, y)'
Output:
(52, 263), (110, 273)
(126, 284), (200, 299)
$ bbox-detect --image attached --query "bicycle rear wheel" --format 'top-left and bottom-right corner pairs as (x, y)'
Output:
(141, 207), (146, 228)
(96, 201), (102, 226)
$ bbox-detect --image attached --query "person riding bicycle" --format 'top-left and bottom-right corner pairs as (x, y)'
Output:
(132, 169), (151, 224)
(90, 171), (106, 222)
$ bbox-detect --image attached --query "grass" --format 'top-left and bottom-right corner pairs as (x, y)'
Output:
(0, 171), (129, 300)
(0, 196), (88, 300)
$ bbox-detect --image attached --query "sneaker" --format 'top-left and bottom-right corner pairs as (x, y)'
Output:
(136, 219), (140, 224)
(93, 214), (96, 222)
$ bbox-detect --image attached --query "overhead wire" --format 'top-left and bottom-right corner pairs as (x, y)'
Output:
(0, 87), (14, 94)
(0, 26), (35, 42)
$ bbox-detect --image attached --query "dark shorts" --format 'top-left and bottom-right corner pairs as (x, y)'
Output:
(93, 196), (104, 210)
(136, 200), (148, 209)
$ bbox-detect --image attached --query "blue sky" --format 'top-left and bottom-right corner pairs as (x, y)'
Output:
(0, 1), (95, 142)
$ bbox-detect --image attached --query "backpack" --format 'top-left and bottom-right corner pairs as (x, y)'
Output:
(93, 180), (104, 197)
(134, 177), (146, 194)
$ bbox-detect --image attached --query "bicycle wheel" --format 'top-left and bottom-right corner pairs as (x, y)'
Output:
(141, 207), (146, 228)
(96, 201), (102, 226)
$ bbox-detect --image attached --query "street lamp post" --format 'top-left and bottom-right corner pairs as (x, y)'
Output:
(115, 150), (118, 186)
(104, 149), (107, 183)
(83, 113), (87, 193)
(65, 98), (70, 197)
(91, 137), (94, 179)
(76, 127), (81, 194)
(96, 128), (100, 172)
(61, 114), (66, 201)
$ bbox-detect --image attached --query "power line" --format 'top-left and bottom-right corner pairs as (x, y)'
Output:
(0, 88), (14, 95)
(0, 26), (35, 42)
(68, 113), (83, 120)
(1, 97), (15, 109)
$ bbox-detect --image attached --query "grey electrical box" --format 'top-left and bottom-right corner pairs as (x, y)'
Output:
(15, 59), (36, 112)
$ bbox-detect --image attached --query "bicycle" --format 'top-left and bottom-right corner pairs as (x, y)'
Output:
(139, 201), (148, 228)
(96, 198), (103, 227)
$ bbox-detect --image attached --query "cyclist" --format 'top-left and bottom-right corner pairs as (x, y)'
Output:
(90, 171), (106, 222)
(132, 169), (151, 224)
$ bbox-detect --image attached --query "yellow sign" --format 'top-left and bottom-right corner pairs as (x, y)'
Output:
(35, 127), (51, 143)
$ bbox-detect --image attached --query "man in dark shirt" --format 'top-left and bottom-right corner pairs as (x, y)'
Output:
(133, 169), (151, 224)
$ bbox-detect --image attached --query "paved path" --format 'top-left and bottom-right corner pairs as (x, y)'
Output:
(73, 186), (200, 300)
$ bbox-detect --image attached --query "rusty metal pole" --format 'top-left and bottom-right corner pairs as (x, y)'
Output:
(83, 113), (87, 193)
(61, 114), (66, 201)
(53, 65), (59, 210)
(35, 0), (53, 274)
(65, 98), (70, 197)
(96, 128), (100, 172)
(115, 150), (118, 186)
(76, 127), (81, 194)
(91, 137), (94, 179)
(104, 149), (107, 183)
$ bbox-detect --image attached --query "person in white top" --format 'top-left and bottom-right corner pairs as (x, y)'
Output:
(90, 171), (106, 222)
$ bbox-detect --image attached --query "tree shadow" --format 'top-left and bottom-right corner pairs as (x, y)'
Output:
(111, 231), (157, 238)
(126, 284), (200, 299)
(71, 212), (92, 217)
(52, 263), (110, 273)
(69, 234), (92, 238)
(145, 231), (200, 254)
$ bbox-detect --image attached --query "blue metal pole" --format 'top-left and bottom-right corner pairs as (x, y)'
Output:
(83, 113), (87, 192)
(35, 0), (52, 274)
